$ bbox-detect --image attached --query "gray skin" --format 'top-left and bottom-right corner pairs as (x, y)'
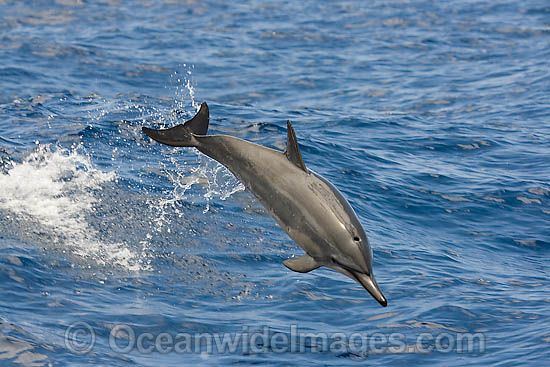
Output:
(143, 102), (387, 306)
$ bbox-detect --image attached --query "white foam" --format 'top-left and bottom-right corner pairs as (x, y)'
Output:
(0, 144), (149, 271)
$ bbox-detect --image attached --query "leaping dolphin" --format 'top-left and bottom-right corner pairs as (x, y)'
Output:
(143, 102), (387, 306)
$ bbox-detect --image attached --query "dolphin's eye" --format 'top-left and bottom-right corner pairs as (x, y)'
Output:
(353, 236), (360, 242)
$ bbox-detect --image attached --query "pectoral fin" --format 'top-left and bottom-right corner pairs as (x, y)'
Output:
(283, 254), (320, 273)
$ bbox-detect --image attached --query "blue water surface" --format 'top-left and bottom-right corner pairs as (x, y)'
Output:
(0, 1), (549, 366)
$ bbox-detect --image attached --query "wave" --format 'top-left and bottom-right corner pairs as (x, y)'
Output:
(0, 144), (148, 271)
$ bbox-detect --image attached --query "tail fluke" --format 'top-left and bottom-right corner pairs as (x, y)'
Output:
(182, 102), (209, 135)
(142, 102), (209, 147)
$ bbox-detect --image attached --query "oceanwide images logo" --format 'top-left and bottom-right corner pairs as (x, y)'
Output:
(64, 322), (486, 357)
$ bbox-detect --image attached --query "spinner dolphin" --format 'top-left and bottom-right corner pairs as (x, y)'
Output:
(143, 103), (387, 306)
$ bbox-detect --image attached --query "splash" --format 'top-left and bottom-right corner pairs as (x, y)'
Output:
(170, 65), (200, 118)
(175, 66), (246, 212)
(0, 144), (150, 271)
(148, 149), (245, 233)
(147, 68), (245, 233)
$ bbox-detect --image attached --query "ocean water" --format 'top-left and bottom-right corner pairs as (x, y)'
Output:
(0, 0), (549, 366)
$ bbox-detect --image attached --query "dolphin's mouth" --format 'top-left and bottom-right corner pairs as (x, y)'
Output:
(330, 260), (388, 307)
(349, 270), (387, 307)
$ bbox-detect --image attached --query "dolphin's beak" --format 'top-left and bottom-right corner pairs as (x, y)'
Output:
(351, 271), (387, 307)
(330, 264), (388, 307)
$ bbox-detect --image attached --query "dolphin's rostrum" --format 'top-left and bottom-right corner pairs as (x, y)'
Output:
(143, 102), (387, 306)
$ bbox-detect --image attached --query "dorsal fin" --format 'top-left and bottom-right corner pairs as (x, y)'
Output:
(284, 120), (307, 172)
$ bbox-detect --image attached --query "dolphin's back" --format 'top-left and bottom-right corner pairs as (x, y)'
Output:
(197, 134), (338, 255)
(196, 134), (297, 204)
